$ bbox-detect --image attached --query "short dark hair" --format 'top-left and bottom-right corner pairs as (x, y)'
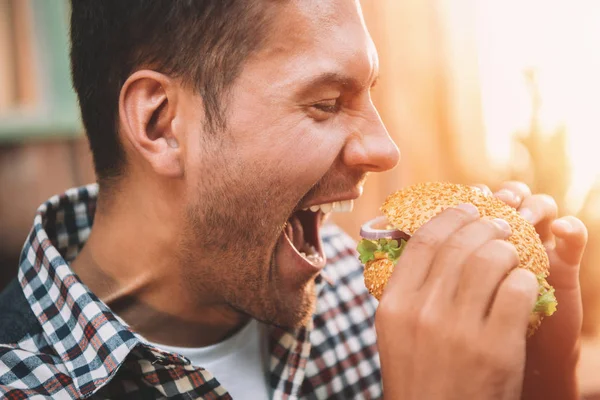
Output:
(70, 0), (275, 183)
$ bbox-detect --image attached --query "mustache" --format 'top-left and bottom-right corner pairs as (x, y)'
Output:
(298, 170), (369, 207)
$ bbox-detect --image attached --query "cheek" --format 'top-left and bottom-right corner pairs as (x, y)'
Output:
(288, 126), (345, 187)
(237, 120), (346, 189)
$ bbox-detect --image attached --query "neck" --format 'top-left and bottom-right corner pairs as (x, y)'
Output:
(70, 183), (248, 347)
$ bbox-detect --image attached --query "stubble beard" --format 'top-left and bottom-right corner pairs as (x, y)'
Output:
(180, 176), (318, 330)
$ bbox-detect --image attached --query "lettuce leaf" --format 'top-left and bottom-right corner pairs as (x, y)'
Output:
(357, 238), (408, 264)
(534, 274), (557, 316)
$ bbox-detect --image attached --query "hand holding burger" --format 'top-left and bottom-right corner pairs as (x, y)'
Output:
(363, 182), (587, 400)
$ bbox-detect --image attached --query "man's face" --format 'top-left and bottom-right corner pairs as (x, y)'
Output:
(179, 0), (400, 328)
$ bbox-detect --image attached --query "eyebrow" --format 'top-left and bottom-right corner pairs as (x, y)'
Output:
(298, 71), (380, 97)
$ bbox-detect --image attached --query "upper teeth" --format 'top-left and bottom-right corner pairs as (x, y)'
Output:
(303, 200), (354, 213)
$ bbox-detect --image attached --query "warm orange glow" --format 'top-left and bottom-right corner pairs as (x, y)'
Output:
(476, 0), (600, 214)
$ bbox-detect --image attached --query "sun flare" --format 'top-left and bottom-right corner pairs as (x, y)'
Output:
(476, 0), (600, 214)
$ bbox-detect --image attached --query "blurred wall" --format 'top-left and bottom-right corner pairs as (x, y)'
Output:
(0, 139), (95, 285)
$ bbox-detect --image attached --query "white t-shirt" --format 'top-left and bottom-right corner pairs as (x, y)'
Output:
(149, 319), (271, 400)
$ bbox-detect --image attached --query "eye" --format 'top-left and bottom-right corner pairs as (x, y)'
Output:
(312, 99), (340, 114)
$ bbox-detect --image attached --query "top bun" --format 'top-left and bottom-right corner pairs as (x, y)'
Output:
(380, 181), (549, 276)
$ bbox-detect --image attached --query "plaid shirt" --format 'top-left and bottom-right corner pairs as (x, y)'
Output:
(0, 185), (382, 399)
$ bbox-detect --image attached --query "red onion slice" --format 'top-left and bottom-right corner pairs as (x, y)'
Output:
(360, 216), (411, 240)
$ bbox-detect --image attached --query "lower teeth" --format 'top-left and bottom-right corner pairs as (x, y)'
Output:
(301, 253), (323, 264)
(299, 245), (323, 264)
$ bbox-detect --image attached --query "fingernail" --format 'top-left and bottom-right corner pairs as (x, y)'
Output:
(457, 203), (479, 216)
(495, 189), (517, 203)
(553, 219), (572, 233)
(492, 218), (512, 234)
(519, 208), (535, 223)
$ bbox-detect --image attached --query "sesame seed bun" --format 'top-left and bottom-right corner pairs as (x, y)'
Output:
(363, 182), (554, 336)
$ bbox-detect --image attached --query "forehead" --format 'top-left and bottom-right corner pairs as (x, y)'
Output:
(255, 0), (378, 84)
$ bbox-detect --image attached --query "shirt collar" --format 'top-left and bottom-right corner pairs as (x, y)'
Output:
(18, 184), (139, 398)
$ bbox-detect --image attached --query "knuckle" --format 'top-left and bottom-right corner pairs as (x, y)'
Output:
(415, 301), (443, 334)
(441, 219), (505, 255)
(439, 237), (466, 255)
(472, 240), (519, 270)
(407, 230), (442, 253)
(416, 312), (437, 336)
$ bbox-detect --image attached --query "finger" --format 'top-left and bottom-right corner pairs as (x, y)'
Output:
(518, 194), (558, 244)
(494, 181), (532, 209)
(455, 240), (520, 320)
(471, 184), (493, 196)
(386, 204), (480, 294)
(551, 216), (588, 266)
(494, 189), (523, 209)
(422, 218), (512, 299)
(486, 268), (538, 339)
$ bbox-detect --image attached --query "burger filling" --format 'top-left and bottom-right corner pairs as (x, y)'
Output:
(357, 238), (407, 264)
(357, 238), (557, 318)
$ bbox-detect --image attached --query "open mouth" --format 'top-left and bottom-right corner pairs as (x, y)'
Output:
(284, 210), (326, 267)
(281, 200), (354, 270)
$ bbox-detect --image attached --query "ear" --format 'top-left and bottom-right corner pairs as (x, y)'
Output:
(119, 70), (183, 178)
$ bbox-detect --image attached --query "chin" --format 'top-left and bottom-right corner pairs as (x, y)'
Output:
(261, 275), (318, 329)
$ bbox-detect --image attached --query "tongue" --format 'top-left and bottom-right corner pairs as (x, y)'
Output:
(288, 214), (305, 251)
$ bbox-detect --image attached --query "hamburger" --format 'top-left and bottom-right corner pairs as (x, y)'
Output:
(357, 182), (557, 336)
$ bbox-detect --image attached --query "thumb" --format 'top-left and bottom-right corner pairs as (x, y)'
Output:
(546, 216), (587, 289)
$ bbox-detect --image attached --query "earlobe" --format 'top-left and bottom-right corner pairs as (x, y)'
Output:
(119, 70), (184, 178)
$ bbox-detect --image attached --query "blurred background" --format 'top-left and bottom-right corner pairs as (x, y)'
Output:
(0, 0), (598, 396)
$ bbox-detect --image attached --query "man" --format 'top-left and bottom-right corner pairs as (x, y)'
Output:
(0, 1), (587, 399)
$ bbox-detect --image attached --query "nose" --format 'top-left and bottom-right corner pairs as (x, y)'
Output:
(342, 106), (401, 172)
